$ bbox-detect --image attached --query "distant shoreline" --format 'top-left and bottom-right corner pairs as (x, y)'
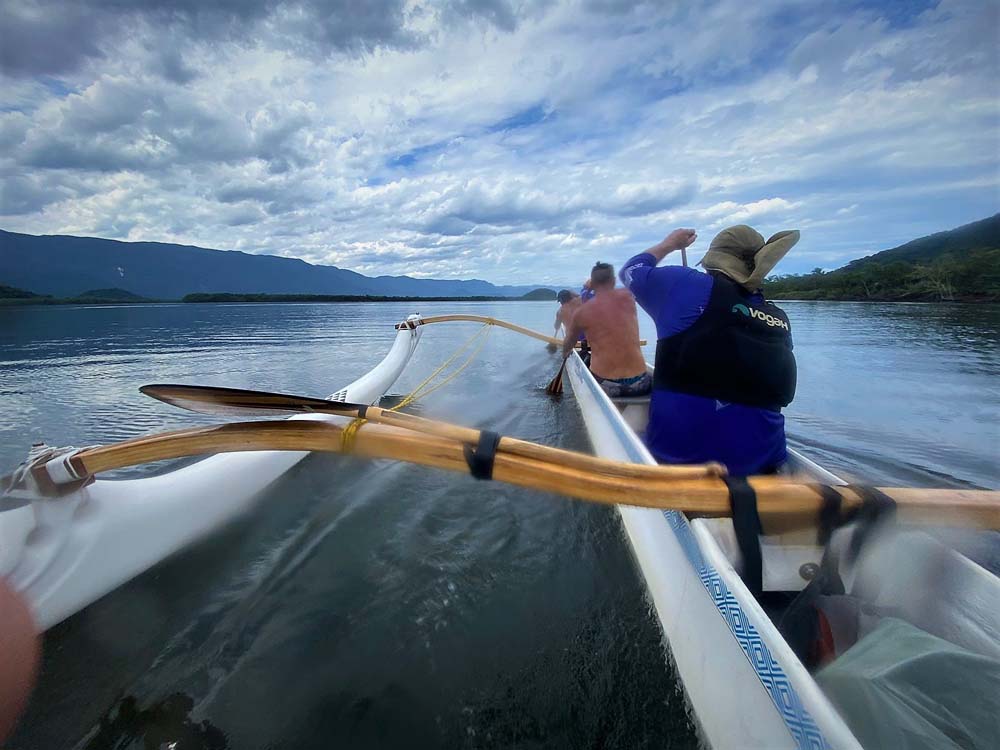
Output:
(2, 294), (995, 307)
(181, 293), (553, 303)
(770, 294), (996, 303)
(0, 293), (555, 306)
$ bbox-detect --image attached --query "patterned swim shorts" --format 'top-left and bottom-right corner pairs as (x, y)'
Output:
(595, 371), (652, 398)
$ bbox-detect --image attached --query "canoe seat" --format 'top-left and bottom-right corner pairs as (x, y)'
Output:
(611, 395), (651, 435)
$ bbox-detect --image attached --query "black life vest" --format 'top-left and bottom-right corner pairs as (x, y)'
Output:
(653, 273), (796, 409)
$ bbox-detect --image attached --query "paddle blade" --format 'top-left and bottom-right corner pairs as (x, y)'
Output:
(545, 361), (565, 396)
(140, 384), (361, 418)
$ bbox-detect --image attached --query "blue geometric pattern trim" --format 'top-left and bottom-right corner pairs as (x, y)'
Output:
(568, 355), (831, 750)
(664, 512), (831, 750)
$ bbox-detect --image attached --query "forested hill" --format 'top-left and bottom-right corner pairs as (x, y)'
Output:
(764, 214), (1000, 302)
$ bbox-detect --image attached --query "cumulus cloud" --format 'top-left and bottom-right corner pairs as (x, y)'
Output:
(0, 0), (420, 77)
(0, 1), (110, 76)
(1, 0), (997, 284)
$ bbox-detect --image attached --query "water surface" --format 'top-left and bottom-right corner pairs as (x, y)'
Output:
(1, 300), (997, 749)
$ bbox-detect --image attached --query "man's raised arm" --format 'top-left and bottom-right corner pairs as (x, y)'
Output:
(644, 228), (697, 263)
(619, 229), (698, 289)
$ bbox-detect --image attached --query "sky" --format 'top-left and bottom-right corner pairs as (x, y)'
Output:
(1, 0), (998, 285)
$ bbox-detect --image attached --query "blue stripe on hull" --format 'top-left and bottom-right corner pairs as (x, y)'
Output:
(567, 355), (830, 750)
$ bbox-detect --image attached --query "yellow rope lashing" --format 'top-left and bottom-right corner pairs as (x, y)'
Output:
(340, 323), (493, 452)
(390, 323), (492, 411)
(339, 416), (367, 453)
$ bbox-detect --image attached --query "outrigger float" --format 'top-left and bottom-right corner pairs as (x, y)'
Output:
(2, 314), (998, 749)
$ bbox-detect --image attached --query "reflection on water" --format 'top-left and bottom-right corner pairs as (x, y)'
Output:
(2, 300), (997, 750)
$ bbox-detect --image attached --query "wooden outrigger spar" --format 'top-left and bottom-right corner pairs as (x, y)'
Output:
(35, 400), (1000, 532)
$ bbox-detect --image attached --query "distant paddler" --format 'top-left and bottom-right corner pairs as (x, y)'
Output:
(549, 288), (588, 356)
(619, 226), (799, 476)
(562, 262), (651, 398)
(552, 289), (583, 339)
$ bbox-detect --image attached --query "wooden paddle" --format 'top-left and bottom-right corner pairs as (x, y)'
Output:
(397, 314), (645, 347)
(400, 313), (645, 397)
(545, 357), (567, 396)
(139, 384), (723, 481)
(40, 418), (1000, 534)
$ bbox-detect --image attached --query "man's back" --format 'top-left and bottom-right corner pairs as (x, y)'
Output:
(572, 288), (646, 379)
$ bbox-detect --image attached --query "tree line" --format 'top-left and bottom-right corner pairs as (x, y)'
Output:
(764, 248), (1000, 302)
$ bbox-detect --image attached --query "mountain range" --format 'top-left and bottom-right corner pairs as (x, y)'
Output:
(0, 230), (545, 299)
(3, 214), (998, 303)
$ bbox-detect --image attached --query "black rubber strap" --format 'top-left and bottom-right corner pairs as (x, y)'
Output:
(845, 485), (897, 562)
(850, 485), (896, 516)
(463, 431), (502, 480)
(724, 476), (763, 596)
(814, 484), (843, 546)
(356, 405), (369, 419)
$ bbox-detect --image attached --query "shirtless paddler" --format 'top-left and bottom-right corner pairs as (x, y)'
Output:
(561, 262), (651, 397)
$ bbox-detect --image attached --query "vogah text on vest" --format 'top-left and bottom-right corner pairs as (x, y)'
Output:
(731, 304), (790, 331)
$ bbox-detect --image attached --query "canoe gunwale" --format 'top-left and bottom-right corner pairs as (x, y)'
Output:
(563, 351), (862, 750)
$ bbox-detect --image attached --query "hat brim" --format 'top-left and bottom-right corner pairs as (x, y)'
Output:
(745, 230), (799, 288)
(702, 229), (800, 290)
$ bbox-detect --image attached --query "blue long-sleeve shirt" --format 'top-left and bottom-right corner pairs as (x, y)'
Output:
(620, 253), (787, 476)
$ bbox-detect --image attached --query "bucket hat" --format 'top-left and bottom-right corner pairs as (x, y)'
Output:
(700, 225), (800, 291)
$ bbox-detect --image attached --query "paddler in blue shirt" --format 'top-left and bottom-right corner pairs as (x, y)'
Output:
(619, 226), (800, 476)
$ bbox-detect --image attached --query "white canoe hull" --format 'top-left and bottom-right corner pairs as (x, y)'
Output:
(1, 318), (423, 630)
(564, 352), (861, 749)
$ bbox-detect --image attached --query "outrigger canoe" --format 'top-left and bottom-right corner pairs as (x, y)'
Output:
(0, 315), (424, 629)
(2, 313), (997, 749)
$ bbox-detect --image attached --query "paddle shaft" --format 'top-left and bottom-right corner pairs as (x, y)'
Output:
(65, 419), (1000, 533)
(398, 314), (646, 347)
